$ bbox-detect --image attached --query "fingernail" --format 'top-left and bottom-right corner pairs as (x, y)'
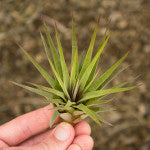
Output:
(54, 123), (70, 141)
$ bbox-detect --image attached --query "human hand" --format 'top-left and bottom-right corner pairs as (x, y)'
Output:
(0, 105), (94, 150)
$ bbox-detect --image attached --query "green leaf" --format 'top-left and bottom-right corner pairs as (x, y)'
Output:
(19, 45), (55, 88)
(70, 49), (78, 86)
(86, 98), (113, 106)
(28, 82), (66, 100)
(79, 24), (98, 78)
(11, 81), (53, 99)
(85, 30), (109, 87)
(75, 104), (101, 126)
(99, 67), (127, 89)
(85, 60), (99, 87)
(63, 100), (75, 110)
(84, 69), (99, 93)
(40, 34), (70, 100)
(94, 112), (112, 126)
(47, 98), (65, 104)
(49, 59), (70, 100)
(44, 24), (63, 78)
(71, 21), (79, 77)
(112, 82), (128, 89)
(89, 52), (129, 91)
(79, 51), (85, 72)
(55, 26), (70, 89)
(79, 86), (135, 102)
(79, 35), (110, 91)
(12, 82), (64, 104)
(50, 110), (59, 128)
(73, 80), (79, 101)
(90, 107), (114, 112)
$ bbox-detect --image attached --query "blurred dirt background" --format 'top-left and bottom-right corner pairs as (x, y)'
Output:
(0, 0), (150, 149)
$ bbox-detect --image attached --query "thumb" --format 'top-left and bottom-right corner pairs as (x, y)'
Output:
(33, 122), (75, 150)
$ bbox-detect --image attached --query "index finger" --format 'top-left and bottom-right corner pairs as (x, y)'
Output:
(0, 104), (59, 146)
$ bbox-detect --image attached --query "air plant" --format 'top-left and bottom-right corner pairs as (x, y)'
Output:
(12, 18), (135, 127)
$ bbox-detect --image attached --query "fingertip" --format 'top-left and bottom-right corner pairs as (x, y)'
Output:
(67, 144), (81, 150)
(73, 135), (94, 150)
(36, 122), (75, 150)
(74, 121), (91, 136)
(53, 122), (75, 142)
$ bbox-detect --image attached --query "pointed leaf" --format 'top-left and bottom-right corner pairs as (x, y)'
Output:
(46, 98), (65, 104)
(19, 46), (55, 88)
(79, 51), (85, 72)
(11, 81), (53, 99)
(94, 111), (112, 126)
(63, 100), (75, 110)
(89, 52), (129, 91)
(55, 26), (70, 89)
(90, 107), (114, 112)
(85, 60), (99, 87)
(70, 49), (78, 86)
(79, 24), (98, 78)
(112, 82), (128, 89)
(85, 30), (108, 86)
(86, 98), (113, 106)
(74, 104), (101, 126)
(43, 25), (63, 78)
(99, 67), (127, 89)
(28, 82), (66, 100)
(79, 86), (136, 102)
(73, 80), (79, 101)
(40, 34), (70, 100)
(50, 110), (59, 128)
(71, 21), (79, 77)
(84, 69), (99, 93)
(79, 35), (110, 91)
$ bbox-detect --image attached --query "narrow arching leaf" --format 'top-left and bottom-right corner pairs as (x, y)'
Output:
(28, 82), (66, 100)
(49, 59), (70, 100)
(99, 67), (127, 89)
(85, 60), (99, 87)
(79, 35), (110, 91)
(89, 52), (129, 91)
(90, 107), (115, 112)
(46, 98), (65, 104)
(112, 82), (128, 88)
(50, 110), (59, 128)
(71, 20), (79, 77)
(44, 24), (62, 78)
(19, 45), (55, 88)
(79, 86), (136, 102)
(71, 20), (77, 67)
(55, 25), (70, 89)
(84, 69), (99, 93)
(11, 81), (53, 99)
(79, 51), (85, 72)
(75, 104), (101, 126)
(73, 80), (79, 101)
(70, 49), (78, 86)
(94, 112), (112, 126)
(86, 98), (113, 106)
(40, 34), (70, 100)
(63, 100), (75, 110)
(79, 24), (98, 78)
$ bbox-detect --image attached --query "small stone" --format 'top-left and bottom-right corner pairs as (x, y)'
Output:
(117, 20), (128, 29)
(110, 11), (122, 23)
(144, 44), (150, 53)
(102, 1), (116, 8)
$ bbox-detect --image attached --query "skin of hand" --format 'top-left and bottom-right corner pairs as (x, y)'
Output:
(0, 105), (94, 150)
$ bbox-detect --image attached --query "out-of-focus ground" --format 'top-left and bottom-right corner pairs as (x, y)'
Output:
(0, 0), (150, 149)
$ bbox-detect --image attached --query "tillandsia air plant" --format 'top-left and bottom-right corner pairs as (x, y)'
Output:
(12, 18), (135, 128)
